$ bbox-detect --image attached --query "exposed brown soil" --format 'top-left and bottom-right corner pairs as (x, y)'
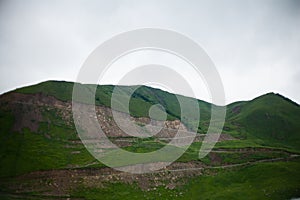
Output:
(1, 92), (236, 148)
(1, 154), (298, 199)
(0, 161), (205, 197)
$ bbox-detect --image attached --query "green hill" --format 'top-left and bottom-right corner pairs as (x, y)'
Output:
(0, 80), (212, 177)
(0, 80), (300, 199)
(14, 80), (212, 131)
(0, 81), (299, 174)
(9, 80), (300, 150)
(226, 93), (300, 150)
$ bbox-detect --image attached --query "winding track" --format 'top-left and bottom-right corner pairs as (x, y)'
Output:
(163, 154), (300, 173)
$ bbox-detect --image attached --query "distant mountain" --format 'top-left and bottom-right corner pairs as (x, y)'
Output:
(0, 80), (299, 178)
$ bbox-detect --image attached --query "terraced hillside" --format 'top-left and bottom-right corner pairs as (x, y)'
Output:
(0, 80), (299, 199)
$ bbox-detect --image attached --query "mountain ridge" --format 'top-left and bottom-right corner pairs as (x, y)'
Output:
(5, 80), (298, 107)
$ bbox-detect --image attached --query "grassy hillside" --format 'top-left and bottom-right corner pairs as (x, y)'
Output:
(0, 109), (102, 177)
(0, 80), (300, 199)
(14, 80), (211, 131)
(226, 93), (300, 150)
(11, 80), (300, 151)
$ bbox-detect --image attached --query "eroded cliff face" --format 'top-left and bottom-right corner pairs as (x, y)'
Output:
(0, 92), (190, 139)
(0, 92), (72, 132)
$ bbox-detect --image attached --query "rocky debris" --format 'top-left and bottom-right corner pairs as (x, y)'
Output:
(0, 92), (236, 144)
(1, 161), (205, 197)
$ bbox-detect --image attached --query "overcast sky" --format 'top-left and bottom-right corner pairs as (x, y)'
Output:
(0, 0), (299, 104)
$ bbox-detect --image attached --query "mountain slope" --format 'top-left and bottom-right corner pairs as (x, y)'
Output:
(0, 80), (299, 179)
(226, 93), (300, 149)
(14, 80), (212, 131)
(8, 80), (300, 148)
